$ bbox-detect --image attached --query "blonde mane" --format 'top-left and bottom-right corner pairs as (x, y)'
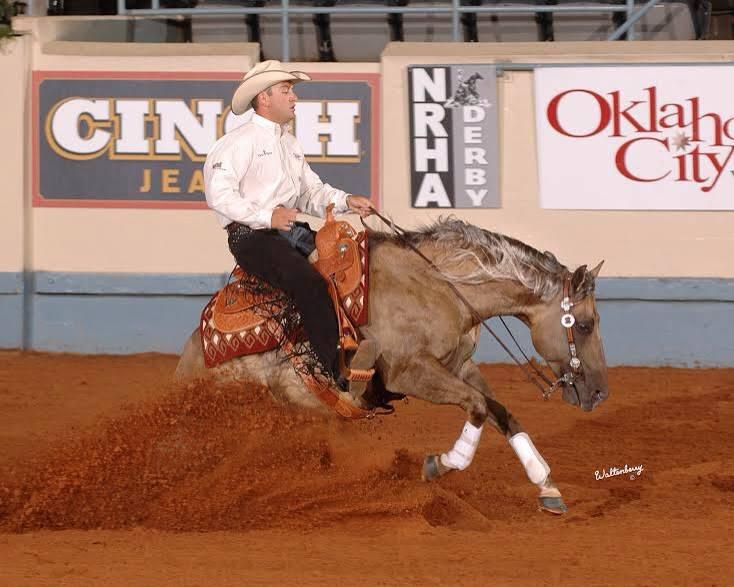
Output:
(381, 217), (568, 301)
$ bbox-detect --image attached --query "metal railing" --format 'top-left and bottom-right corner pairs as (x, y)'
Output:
(116, 0), (663, 60)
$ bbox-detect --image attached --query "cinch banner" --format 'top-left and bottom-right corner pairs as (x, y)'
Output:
(407, 64), (499, 208)
(535, 66), (734, 210)
(32, 71), (379, 208)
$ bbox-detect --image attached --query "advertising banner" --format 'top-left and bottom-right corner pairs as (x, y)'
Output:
(33, 71), (379, 208)
(535, 66), (734, 209)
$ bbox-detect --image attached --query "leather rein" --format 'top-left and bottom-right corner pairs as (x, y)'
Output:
(364, 210), (583, 401)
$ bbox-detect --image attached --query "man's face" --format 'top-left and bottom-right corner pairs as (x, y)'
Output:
(258, 81), (298, 124)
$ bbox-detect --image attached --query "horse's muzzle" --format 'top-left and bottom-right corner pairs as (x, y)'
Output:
(562, 384), (607, 412)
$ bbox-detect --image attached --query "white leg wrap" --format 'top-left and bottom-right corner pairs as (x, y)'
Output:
(440, 422), (483, 471)
(509, 432), (550, 485)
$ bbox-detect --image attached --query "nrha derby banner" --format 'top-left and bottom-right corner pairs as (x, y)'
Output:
(408, 65), (499, 208)
(534, 66), (734, 210)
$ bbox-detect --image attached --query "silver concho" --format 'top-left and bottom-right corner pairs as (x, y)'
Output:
(560, 297), (573, 312)
(570, 357), (581, 369)
(561, 313), (575, 328)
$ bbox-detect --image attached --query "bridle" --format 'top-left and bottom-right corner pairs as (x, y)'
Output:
(546, 274), (583, 404)
(364, 210), (585, 401)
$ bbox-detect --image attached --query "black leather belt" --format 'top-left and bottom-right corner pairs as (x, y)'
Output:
(226, 222), (251, 233)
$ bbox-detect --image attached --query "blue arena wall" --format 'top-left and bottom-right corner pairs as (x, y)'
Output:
(481, 278), (734, 367)
(1, 271), (732, 367)
(0, 273), (24, 349)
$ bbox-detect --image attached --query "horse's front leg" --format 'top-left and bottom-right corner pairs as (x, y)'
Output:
(386, 354), (493, 479)
(458, 360), (567, 515)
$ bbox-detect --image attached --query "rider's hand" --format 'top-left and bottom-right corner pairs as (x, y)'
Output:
(271, 207), (299, 231)
(346, 195), (374, 217)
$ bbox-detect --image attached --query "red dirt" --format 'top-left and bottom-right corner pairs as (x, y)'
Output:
(0, 351), (733, 585)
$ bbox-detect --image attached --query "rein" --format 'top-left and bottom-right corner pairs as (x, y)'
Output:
(363, 210), (580, 401)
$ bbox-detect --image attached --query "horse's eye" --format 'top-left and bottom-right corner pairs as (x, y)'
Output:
(576, 321), (593, 334)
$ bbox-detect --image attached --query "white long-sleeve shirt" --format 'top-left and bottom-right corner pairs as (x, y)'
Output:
(203, 112), (350, 229)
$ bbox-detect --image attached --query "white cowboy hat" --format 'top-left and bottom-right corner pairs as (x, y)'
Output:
(231, 60), (311, 115)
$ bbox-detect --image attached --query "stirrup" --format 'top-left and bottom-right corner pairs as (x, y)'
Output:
(340, 339), (377, 402)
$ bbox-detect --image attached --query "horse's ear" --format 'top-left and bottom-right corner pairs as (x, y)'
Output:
(571, 263), (602, 300)
(571, 265), (587, 293)
(589, 260), (604, 279)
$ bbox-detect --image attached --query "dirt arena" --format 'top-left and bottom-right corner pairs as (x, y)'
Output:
(0, 351), (732, 585)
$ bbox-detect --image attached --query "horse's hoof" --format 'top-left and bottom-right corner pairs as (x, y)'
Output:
(422, 455), (441, 482)
(538, 495), (568, 515)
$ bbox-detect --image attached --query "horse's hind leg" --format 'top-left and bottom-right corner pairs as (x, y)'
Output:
(458, 360), (567, 515)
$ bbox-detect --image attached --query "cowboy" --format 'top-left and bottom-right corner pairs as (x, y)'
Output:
(203, 60), (373, 388)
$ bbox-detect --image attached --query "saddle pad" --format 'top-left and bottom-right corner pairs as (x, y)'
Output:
(200, 274), (287, 368)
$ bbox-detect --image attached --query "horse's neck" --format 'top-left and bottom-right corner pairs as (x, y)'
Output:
(412, 242), (542, 324)
(456, 279), (539, 324)
(374, 238), (547, 327)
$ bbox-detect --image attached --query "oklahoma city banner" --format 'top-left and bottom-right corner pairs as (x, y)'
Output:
(32, 71), (379, 208)
(535, 65), (734, 209)
(408, 64), (499, 208)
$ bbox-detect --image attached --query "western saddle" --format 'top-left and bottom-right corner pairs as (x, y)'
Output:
(312, 205), (376, 401)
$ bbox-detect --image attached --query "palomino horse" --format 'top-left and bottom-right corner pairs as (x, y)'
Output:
(176, 218), (608, 514)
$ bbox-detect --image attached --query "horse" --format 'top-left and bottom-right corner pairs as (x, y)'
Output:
(176, 218), (608, 514)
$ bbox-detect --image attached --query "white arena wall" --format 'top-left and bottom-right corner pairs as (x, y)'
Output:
(1, 17), (732, 366)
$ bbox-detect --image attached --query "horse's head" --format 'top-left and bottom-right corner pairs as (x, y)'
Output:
(529, 261), (608, 412)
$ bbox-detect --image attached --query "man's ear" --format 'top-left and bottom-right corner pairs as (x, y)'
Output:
(255, 92), (268, 109)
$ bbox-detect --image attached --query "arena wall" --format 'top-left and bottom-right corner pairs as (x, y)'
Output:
(3, 19), (733, 366)
(0, 35), (30, 349)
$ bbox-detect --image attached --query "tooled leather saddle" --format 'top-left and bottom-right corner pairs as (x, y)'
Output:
(199, 206), (373, 418)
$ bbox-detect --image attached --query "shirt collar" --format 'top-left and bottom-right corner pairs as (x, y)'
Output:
(252, 112), (290, 137)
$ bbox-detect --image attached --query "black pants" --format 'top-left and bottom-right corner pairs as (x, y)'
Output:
(227, 224), (339, 377)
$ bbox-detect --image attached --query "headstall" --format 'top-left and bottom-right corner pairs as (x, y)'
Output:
(544, 274), (584, 401)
